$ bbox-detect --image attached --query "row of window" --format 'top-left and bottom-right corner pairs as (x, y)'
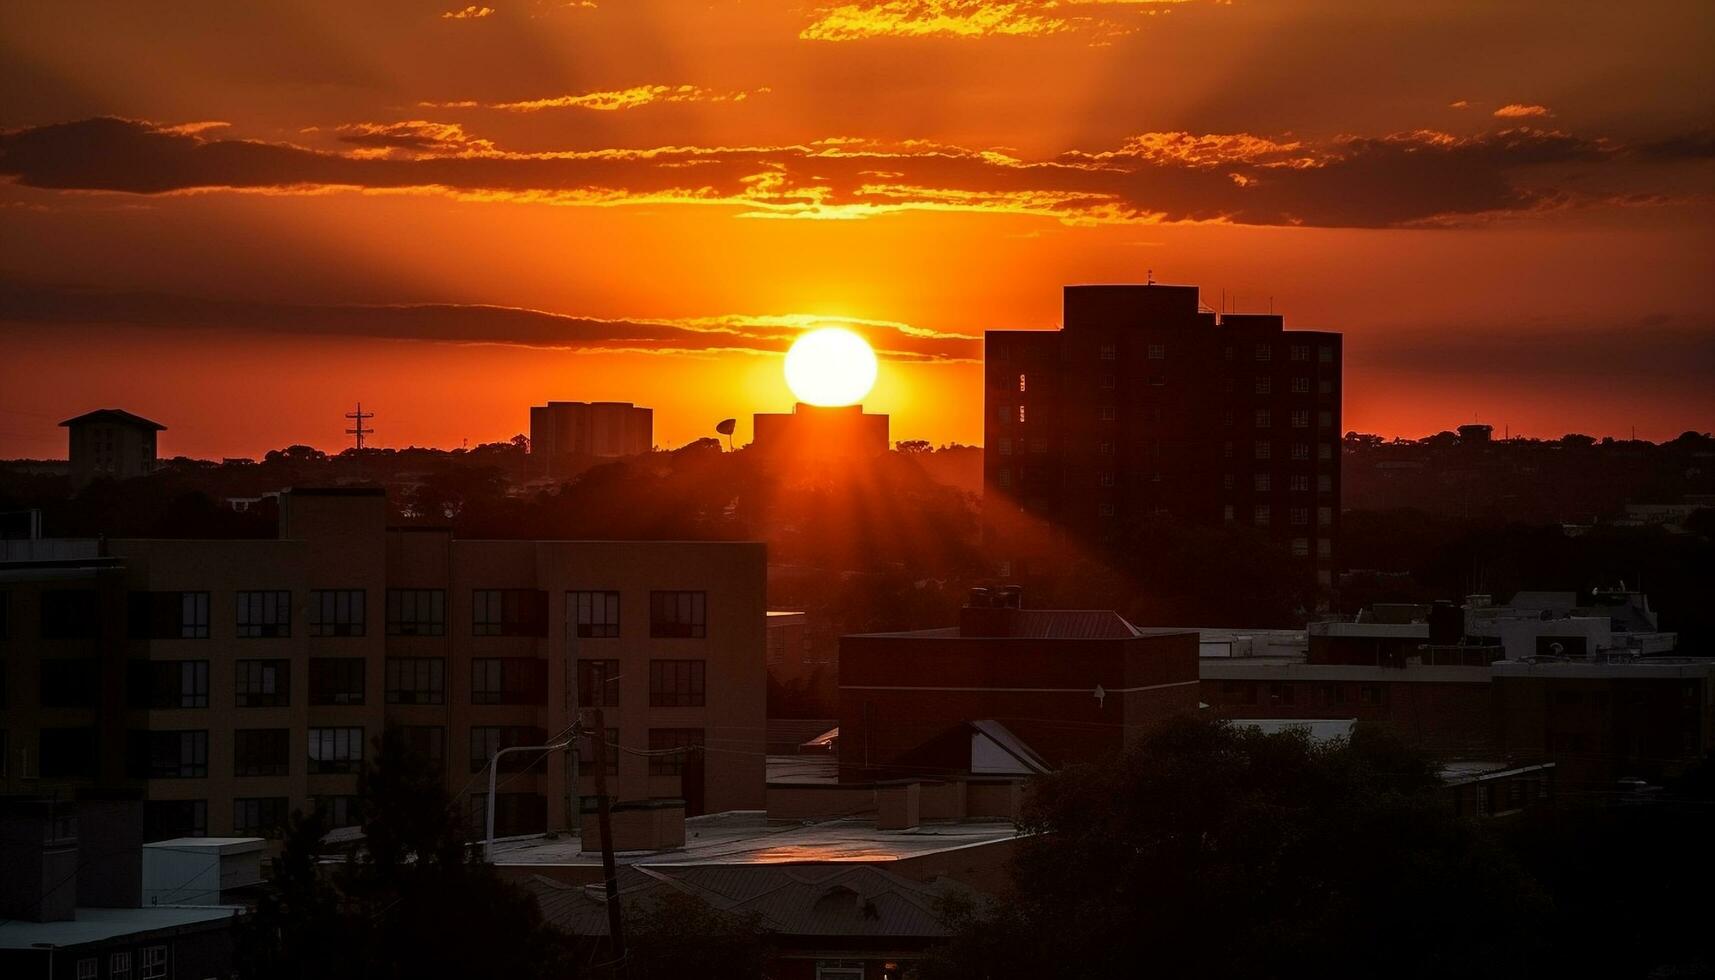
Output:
(33, 656), (710, 710)
(88, 725), (709, 781)
(73, 947), (169, 980)
(24, 589), (709, 640)
(1224, 473), (1336, 493)
(145, 790), (556, 840)
(1225, 441), (1336, 461)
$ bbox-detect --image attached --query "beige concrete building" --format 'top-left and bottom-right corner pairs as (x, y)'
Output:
(0, 488), (767, 840)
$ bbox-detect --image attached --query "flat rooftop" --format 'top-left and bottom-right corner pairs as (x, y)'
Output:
(486, 812), (1020, 869)
(0, 906), (238, 950)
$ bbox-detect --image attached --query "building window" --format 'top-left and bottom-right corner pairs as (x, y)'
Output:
(1099, 374), (1116, 391)
(1253, 505), (1271, 527)
(77, 958), (97, 980)
(1029, 438), (1049, 454)
(1253, 473), (1271, 493)
(1017, 405), (1027, 424)
(1254, 344), (1272, 362)
(143, 800), (206, 841)
(1319, 410), (1333, 429)
(111, 953), (132, 980)
(384, 658), (445, 705)
(235, 659), (289, 707)
(308, 590), (365, 637)
(401, 726), (446, 773)
(471, 658), (548, 705)
(1360, 685), (1383, 705)
(41, 590), (100, 638)
(1318, 474), (1333, 493)
(1318, 506), (1333, 527)
(1017, 372), (1027, 392)
(235, 729), (289, 777)
(1099, 344), (1116, 360)
(308, 727), (364, 774)
(470, 726), (548, 774)
(1221, 681), (1257, 706)
(1270, 683), (1296, 706)
(1222, 504), (1236, 524)
(1319, 379), (1333, 395)
(650, 591), (707, 638)
(140, 945), (168, 980)
(314, 795), (360, 828)
(1290, 409), (1309, 429)
(577, 727), (620, 777)
(1254, 441), (1271, 461)
(1099, 405), (1116, 421)
(577, 659), (621, 707)
(569, 591), (621, 639)
(1097, 441), (1114, 456)
(233, 797), (289, 838)
(1291, 443), (1310, 461)
(1318, 345), (1334, 363)
(472, 589), (548, 637)
(1318, 442), (1333, 460)
(1254, 376), (1271, 395)
(1291, 507), (1309, 526)
(1098, 503), (1116, 518)
(128, 660), (209, 709)
(1147, 343), (1165, 360)
(996, 468), (1011, 489)
(647, 728), (704, 776)
(309, 658), (365, 705)
(996, 404), (1012, 425)
(997, 437), (1012, 456)
(1100, 471), (1116, 487)
(1222, 473), (1234, 491)
(386, 589), (445, 636)
(1290, 474), (1310, 492)
(40, 659), (100, 707)
(128, 591), (209, 639)
(1291, 376), (1310, 394)
(1292, 537), (1310, 557)
(1254, 409), (1271, 429)
(130, 730), (208, 778)
(1318, 538), (1332, 558)
(649, 660), (706, 707)
(237, 590), (291, 638)
(1290, 344), (1310, 361)
(39, 727), (98, 778)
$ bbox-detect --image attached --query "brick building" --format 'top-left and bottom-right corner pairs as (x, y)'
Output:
(0, 487), (767, 839)
(984, 283), (1342, 586)
(838, 589), (1199, 780)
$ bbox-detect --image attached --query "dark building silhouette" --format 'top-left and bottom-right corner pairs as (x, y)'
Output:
(528, 401), (652, 476)
(751, 403), (889, 459)
(984, 283), (1342, 587)
(59, 409), (165, 485)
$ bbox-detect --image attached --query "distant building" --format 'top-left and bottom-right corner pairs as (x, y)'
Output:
(1457, 423), (1493, 444)
(528, 401), (652, 476)
(838, 587), (1199, 780)
(0, 487), (767, 838)
(985, 283), (1342, 586)
(751, 403), (889, 459)
(59, 409), (165, 485)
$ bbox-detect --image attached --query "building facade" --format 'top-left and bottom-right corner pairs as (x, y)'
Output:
(528, 401), (653, 476)
(984, 284), (1342, 585)
(59, 409), (165, 485)
(0, 487), (767, 840)
(751, 403), (890, 459)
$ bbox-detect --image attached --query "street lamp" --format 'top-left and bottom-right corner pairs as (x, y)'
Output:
(485, 736), (577, 863)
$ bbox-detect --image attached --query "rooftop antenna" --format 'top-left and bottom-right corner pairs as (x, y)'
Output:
(1146, 268), (1155, 285)
(1269, 295), (1274, 314)
(344, 402), (374, 450)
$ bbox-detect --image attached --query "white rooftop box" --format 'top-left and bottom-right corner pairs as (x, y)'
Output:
(142, 837), (266, 906)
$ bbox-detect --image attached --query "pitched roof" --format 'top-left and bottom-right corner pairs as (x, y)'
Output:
(58, 408), (166, 430)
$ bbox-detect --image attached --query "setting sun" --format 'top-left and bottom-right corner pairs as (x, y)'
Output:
(783, 327), (878, 407)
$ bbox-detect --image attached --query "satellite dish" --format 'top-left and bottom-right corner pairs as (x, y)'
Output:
(1093, 684), (1107, 708)
(715, 418), (736, 451)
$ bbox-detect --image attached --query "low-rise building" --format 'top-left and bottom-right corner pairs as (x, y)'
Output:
(751, 403), (889, 459)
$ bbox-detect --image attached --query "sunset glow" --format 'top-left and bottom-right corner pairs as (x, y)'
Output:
(784, 328), (879, 407)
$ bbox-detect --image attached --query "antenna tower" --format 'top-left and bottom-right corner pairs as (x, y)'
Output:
(345, 402), (374, 450)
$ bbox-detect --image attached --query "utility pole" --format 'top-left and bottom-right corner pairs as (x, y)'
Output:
(486, 735), (576, 863)
(587, 709), (627, 968)
(344, 402), (374, 450)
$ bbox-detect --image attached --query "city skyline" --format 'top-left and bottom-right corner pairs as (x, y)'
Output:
(3, 1), (1713, 458)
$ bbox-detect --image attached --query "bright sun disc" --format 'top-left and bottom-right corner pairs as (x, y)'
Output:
(784, 327), (878, 407)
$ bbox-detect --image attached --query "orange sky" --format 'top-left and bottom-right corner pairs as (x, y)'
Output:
(2, 1), (1712, 458)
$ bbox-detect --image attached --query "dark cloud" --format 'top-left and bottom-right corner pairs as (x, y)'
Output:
(0, 116), (1703, 228)
(1352, 314), (1715, 388)
(0, 278), (981, 361)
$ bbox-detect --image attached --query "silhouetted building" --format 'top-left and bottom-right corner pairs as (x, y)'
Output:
(838, 588), (1199, 780)
(985, 284), (1342, 586)
(59, 409), (165, 485)
(528, 401), (652, 476)
(1458, 423), (1493, 444)
(751, 403), (889, 459)
(0, 488), (767, 838)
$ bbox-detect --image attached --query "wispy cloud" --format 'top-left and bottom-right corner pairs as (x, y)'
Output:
(2, 117), (1703, 229)
(800, 0), (1191, 42)
(442, 5), (495, 18)
(421, 84), (767, 113)
(1493, 103), (1551, 119)
(0, 279), (982, 361)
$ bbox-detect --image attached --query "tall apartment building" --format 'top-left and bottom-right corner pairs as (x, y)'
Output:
(0, 488), (766, 841)
(985, 283), (1342, 586)
(59, 409), (165, 485)
(528, 401), (653, 476)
